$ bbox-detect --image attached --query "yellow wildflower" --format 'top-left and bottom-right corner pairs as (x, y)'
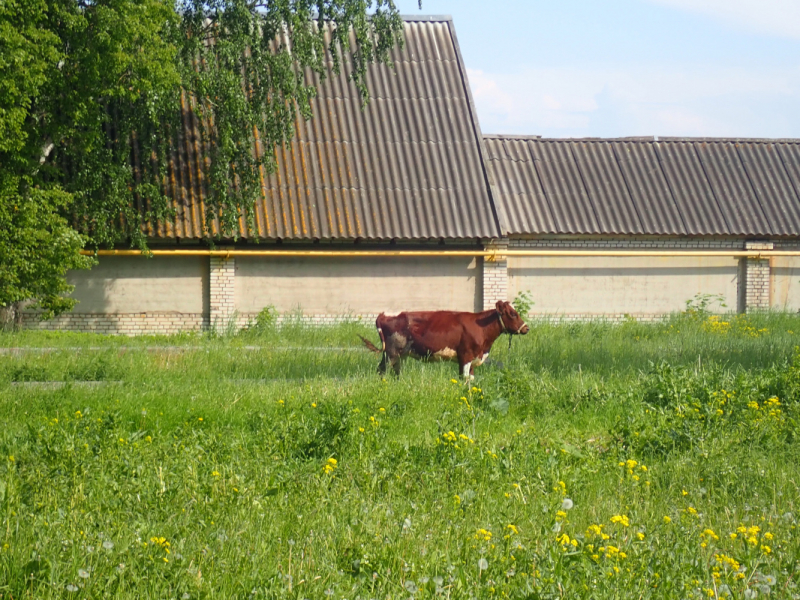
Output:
(150, 536), (170, 548)
(323, 457), (338, 474)
(610, 515), (630, 527)
(586, 524), (604, 537)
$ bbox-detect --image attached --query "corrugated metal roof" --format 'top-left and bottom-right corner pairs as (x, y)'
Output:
(144, 17), (499, 241)
(485, 136), (800, 237)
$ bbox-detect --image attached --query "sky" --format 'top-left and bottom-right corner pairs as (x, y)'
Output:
(392, 0), (800, 139)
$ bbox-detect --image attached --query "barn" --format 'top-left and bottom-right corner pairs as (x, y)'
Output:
(23, 16), (800, 335)
(485, 135), (800, 319)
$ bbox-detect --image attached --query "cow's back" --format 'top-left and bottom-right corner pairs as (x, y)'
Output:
(404, 311), (468, 352)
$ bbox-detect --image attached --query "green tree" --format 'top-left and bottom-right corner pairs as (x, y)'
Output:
(0, 0), (94, 326)
(0, 182), (94, 326)
(0, 0), (404, 321)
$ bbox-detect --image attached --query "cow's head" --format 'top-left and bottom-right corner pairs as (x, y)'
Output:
(496, 300), (529, 335)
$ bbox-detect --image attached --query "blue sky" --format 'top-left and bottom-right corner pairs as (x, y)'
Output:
(393, 0), (800, 139)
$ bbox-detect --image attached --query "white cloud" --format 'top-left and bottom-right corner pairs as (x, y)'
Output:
(644, 0), (800, 39)
(467, 65), (800, 138)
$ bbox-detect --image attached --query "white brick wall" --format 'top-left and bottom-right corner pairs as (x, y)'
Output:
(483, 238), (509, 310)
(744, 241), (772, 311)
(22, 312), (207, 335)
(209, 255), (236, 328)
(511, 236), (745, 249)
(236, 313), (380, 328)
(19, 236), (792, 335)
(505, 236), (769, 319)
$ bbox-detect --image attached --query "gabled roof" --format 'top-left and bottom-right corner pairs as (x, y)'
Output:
(146, 16), (500, 241)
(485, 135), (800, 237)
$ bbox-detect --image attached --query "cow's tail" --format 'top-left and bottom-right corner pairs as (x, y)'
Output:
(359, 314), (387, 354)
(358, 335), (381, 354)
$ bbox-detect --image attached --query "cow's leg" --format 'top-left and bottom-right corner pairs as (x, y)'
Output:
(377, 352), (388, 375)
(461, 362), (473, 381)
(390, 354), (403, 377)
(384, 346), (403, 377)
(469, 352), (490, 377)
(458, 349), (476, 381)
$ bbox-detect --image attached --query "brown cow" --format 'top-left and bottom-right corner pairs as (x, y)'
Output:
(359, 301), (529, 379)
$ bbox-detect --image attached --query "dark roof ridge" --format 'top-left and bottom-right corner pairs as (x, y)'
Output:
(483, 134), (542, 140)
(399, 14), (452, 22)
(485, 134), (800, 144)
(658, 136), (800, 143)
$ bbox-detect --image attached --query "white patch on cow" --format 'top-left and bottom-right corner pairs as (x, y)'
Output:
(471, 352), (490, 366)
(462, 363), (473, 380)
(390, 332), (407, 347)
(432, 347), (457, 361)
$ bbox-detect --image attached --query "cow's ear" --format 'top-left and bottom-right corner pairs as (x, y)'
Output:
(495, 300), (505, 311)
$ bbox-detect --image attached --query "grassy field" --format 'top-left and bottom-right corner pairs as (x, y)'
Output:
(2, 312), (800, 599)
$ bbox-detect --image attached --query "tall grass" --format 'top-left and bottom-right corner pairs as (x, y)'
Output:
(2, 313), (800, 599)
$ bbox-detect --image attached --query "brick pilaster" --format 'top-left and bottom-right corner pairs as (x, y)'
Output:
(210, 255), (236, 327)
(744, 241), (772, 312)
(483, 238), (509, 310)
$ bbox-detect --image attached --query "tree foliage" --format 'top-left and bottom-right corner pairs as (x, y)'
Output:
(0, 0), (404, 318)
(180, 0), (404, 237)
(0, 180), (94, 323)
